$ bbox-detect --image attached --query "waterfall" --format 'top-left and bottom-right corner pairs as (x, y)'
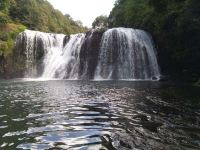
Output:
(15, 30), (67, 78)
(94, 28), (160, 80)
(16, 30), (85, 79)
(41, 33), (85, 79)
(15, 28), (160, 80)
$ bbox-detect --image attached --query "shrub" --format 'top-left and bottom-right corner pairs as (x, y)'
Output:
(0, 12), (10, 25)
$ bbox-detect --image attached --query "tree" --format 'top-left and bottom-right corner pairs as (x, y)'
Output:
(76, 20), (83, 27)
(0, 0), (10, 13)
(9, 0), (86, 34)
(92, 15), (108, 29)
(0, 12), (10, 24)
(109, 0), (200, 80)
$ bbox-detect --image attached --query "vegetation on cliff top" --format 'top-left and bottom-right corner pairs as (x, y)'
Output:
(109, 0), (200, 81)
(92, 15), (108, 29)
(0, 0), (87, 56)
(9, 0), (87, 34)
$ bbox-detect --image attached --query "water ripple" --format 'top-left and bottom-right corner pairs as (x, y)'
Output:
(0, 80), (199, 149)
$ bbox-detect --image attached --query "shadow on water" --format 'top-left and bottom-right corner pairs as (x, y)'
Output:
(0, 80), (199, 149)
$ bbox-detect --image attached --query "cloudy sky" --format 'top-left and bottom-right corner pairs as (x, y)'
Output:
(47, 0), (115, 27)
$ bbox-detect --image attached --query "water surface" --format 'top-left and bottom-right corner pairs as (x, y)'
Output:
(0, 80), (199, 149)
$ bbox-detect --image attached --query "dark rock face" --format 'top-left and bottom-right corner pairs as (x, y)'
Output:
(13, 32), (27, 63)
(79, 29), (105, 79)
(0, 53), (6, 76)
(13, 32), (46, 77)
(13, 32), (28, 77)
(63, 35), (70, 47)
(34, 36), (46, 77)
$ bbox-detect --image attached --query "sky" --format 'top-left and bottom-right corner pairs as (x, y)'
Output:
(47, 0), (116, 28)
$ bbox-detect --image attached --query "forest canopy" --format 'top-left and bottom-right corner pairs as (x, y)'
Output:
(0, 0), (87, 57)
(92, 15), (108, 29)
(1, 0), (87, 34)
(109, 0), (200, 80)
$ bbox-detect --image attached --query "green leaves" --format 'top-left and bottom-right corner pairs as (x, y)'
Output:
(0, 12), (10, 25)
(92, 15), (108, 29)
(109, 0), (200, 80)
(0, 0), (10, 13)
(9, 0), (87, 34)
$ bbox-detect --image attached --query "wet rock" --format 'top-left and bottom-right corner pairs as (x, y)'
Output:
(79, 29), (105, 79)
(142, 121), (163, 132)
(111, 131), (135, 150)
(101, 134), (116, 150)
(63, 35), (70, 47)
(194, 79), (200, 87)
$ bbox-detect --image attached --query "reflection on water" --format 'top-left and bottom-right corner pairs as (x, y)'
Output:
(0, 80), (199, 149)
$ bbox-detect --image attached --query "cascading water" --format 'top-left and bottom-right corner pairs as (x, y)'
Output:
(16, 30), (85, 79)
(15, 28), (160, 80)
(94, 28), (160, 80)
(41, 33), (85, 79)
(16, 30), (67, 78)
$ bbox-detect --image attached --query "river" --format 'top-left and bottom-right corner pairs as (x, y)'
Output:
(0, 80), (199, 149)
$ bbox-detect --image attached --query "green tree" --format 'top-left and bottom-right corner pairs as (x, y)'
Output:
(0, 0), (10, 13)
(109, 0), (200, 81)
(9, 0), (87, 34)
(0, 12), (10, 24)
(92, 15), (108, 29)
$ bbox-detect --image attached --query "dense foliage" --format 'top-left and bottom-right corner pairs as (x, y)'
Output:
(9, 0), (87, 34)
(0, 0), (25, 58)
(92, 15), (108, 29)
(0, 0), (87, 76)
(109, 0), (200, 81)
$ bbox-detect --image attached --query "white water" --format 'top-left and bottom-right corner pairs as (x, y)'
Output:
(41, 34), (85, 79)
(16, 28), (160, 80)
(18, 30), (85, 79)
(94, 28), (160, 80)
(17, 30), (67, 77)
